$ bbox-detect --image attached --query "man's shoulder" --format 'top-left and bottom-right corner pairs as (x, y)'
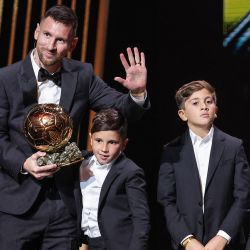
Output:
(62, 58), (93, 73)
(0, 60), (23, 76)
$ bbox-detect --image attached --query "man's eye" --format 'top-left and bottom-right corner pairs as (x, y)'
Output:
(57, 39), (65, 43)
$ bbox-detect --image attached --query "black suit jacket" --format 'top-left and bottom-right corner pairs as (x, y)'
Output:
(0, 53), (149, 217)
(81, 153), (150, 250)
(157, 127), (250, 250)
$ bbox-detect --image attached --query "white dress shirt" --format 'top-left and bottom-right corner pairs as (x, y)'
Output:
(30, 50), (61, 104)
(80, 155), (112, 238)
(189, 127), (231, 242)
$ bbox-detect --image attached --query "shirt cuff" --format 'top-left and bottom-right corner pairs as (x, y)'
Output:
(130, 90), (147, 106)
(217, 230), (231, 244)
(20, 165), (28, 175)
(181, 234), (193, 245)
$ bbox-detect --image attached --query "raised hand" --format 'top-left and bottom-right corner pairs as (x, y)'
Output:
(114, 47), (147, 96)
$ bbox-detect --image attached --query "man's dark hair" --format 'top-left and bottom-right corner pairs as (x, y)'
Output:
(91, 109), (128, 139)
(43, 5), (78, 36)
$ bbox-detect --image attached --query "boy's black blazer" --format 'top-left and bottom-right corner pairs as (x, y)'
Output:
(0, 53), (149, 217)
(157, 127), (250, 250)
(81, 153), (150, 250)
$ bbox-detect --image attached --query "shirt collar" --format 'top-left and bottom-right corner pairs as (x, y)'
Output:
(189, 126), (214, 145)
(90, 154), (119, 170)
(30, 49), (40, 82)
(30, 49), (62, 86)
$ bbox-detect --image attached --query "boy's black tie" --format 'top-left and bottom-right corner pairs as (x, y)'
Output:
(38, 67), (61, 87)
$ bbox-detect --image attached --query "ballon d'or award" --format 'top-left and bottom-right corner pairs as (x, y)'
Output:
(23, 103), (84, 167)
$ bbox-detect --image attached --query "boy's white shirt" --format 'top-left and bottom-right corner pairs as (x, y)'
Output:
(80, 155), (116, 238)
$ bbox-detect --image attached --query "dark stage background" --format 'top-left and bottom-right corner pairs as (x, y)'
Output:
(1, 0), (250, 249)
(104, 0), (250, 249)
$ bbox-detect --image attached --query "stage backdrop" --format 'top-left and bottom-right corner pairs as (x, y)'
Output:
(1, 1), (250, 249)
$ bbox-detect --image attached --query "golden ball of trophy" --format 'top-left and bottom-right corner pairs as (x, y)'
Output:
(23, 103), (73, 152)
(23, 104), (83, 167)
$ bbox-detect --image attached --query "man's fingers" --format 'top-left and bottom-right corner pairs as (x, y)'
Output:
(133, 47), (140, 64)
(140, 52), (145, 67)
(31, 151), (46, 160)
(126, 47), (136, 66)
(119, 53), (130, 70)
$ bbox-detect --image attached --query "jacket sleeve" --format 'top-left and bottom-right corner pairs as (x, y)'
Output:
(86, 66), (150, 123)
(157, 147), (193, 246)
(126, 167), (150, 250)
(219, 142), (250, 239)
(0, 76), (28, 182)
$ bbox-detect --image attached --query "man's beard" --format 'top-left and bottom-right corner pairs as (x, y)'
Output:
(37, 49), (59, 67)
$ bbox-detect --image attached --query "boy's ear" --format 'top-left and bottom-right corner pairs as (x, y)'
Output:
(178, 109), (188, 122)
(122, 138), (129, 150)
(214, 106), (218, 118)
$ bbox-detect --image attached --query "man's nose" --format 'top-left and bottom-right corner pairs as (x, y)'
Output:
(47, 39), (56, 50)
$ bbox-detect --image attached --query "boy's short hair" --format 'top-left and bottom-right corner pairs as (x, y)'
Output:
(91, 108), (128, 139)
(175, 80), (217, 109)
(43, 5), (78, 36)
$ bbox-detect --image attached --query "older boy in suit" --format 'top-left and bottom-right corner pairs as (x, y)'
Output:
(80, 108), (150, 250)
(157, 80), (250, 250)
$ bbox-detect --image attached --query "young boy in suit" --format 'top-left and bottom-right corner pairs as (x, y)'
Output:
(157, 80), (250, 250)
(80, 108), (150, 250)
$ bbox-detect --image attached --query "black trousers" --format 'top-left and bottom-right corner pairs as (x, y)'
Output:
(0, 178), (79, 250)
(87, 236), (107, 250)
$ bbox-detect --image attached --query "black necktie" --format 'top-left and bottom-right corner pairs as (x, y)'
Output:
(38, 67), (61, 87)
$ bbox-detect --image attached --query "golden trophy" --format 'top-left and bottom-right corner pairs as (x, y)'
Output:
(23, 103), (84, 167)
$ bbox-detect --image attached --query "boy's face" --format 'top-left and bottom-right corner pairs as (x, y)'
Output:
(178, 88), (217, 132)
(90, 130), (128, 165)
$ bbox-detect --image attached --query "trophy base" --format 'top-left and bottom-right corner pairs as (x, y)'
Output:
(37, 142), (84, 167)
(58, 157), (84, 167)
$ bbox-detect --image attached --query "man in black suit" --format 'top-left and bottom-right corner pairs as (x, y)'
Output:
(157, 80), (250, 250)
(0, 5), (149, 250)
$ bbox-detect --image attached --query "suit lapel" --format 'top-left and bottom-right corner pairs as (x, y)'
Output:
(19, 54), (78, 113)
(59, 60), (78, 112)
(98, 155), (124, 212)
(19, 53), (38, 108)
(205, 128), (225, 191)
(181, 132), (203, 198)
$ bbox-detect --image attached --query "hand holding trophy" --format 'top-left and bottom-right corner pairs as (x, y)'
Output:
(23, 104), (84, 167)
